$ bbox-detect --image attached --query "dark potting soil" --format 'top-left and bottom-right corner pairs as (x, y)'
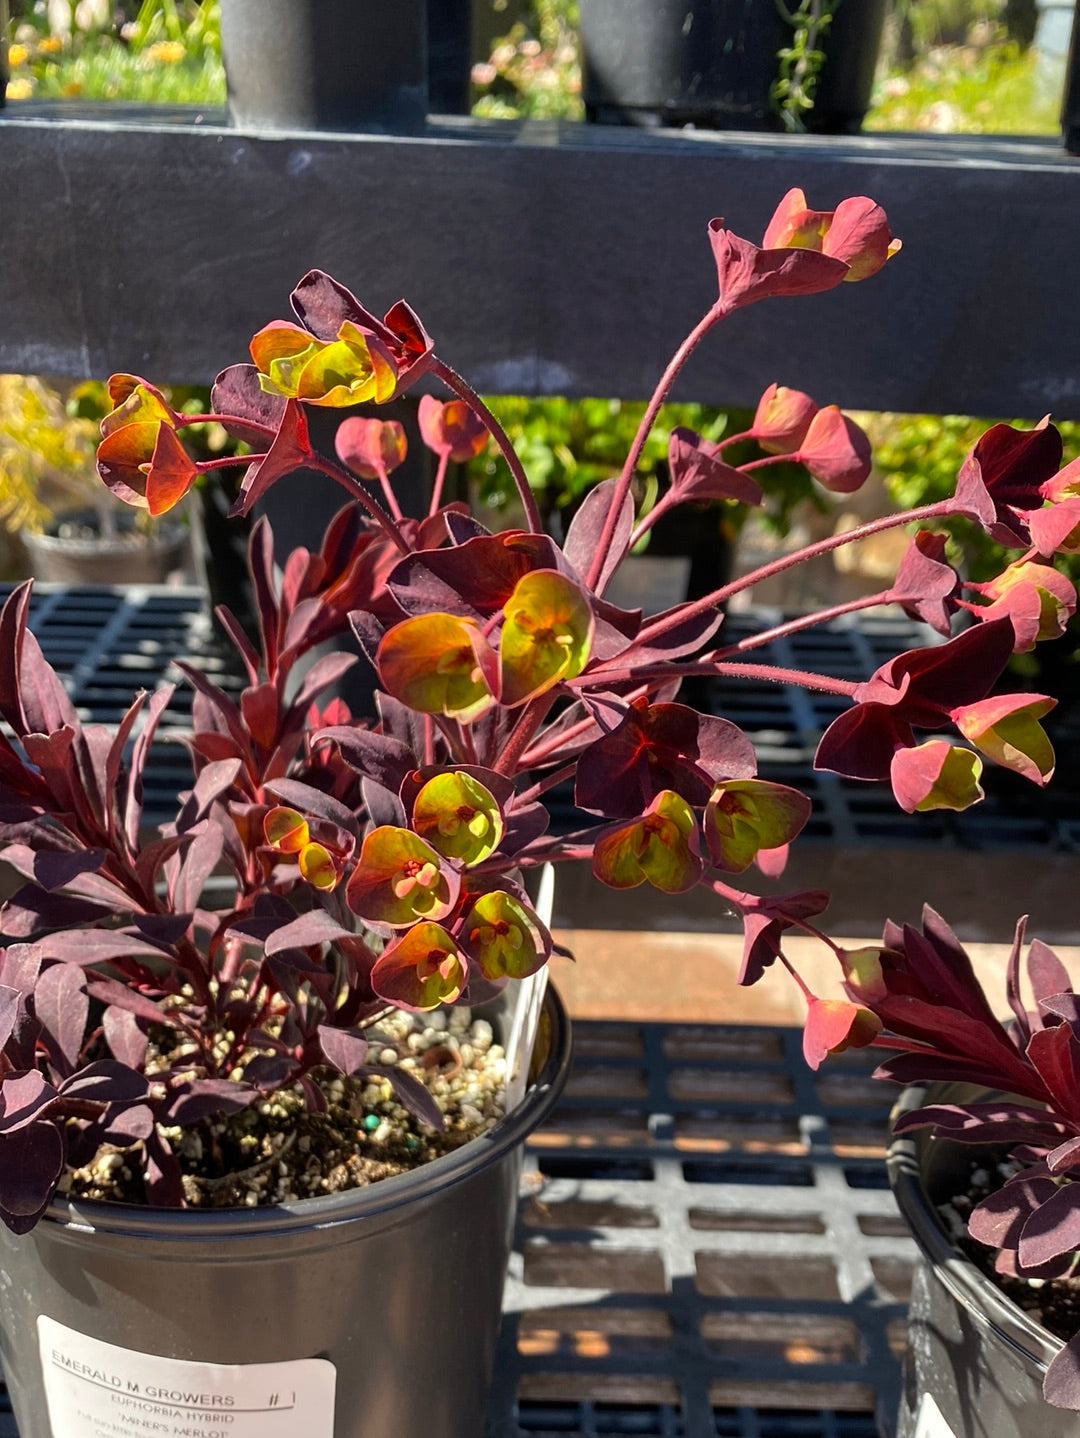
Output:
(60, 1007), (508, 1209)
(942, 1154), (1080, 1344)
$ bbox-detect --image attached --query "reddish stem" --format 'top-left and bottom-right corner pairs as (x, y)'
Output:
(306, 453), (412, 555)
(428, 450), (450, 516)
(429, 358), (544, 534)
(586, 300), (725, 593)
(635, 500), (953, 646)
(708, 592), (892, 661)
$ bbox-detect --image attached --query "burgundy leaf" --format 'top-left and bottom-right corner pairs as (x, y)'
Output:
(0, 985), (20, 1051)
(1047, 1138), (1080, 1175)
(264, 911), (353, 957)
(102, 1006), (150, 1069)
(0, 1123), (64, 1228)
(231, 400), (313, 517)
(60, 1060), (151, 1104)
(814, 703), (913, 782)
(1028, 938), (1075, 1009)
(103, 1104), (155, 1144)
(210, 363), (287, 446)
(968, 1172), (1057, 1248)
(1043, 1332), (1080, 1410)
(1028, 1023), (1080, 1125)
(87, 979), (170, 1026)
(34, 930), (169, 967)
(286, 652), (358, 720)
(240, 682), (280, 752)
(666, 428), (763, 505)
(264, 777), (358, 830)
(1018, 1182), (1080, 1268)
(318, 1025), (369, 1075)
(34, 963), (88, 1076)
(886, 530), (959, 637)
(0, 885), (116, 938)
(124, 683), (180, 850)
(377, 1065), (445, 1132)
(166, 1080), (257, 1127)
(169, 823), (224, 914)
(563, 480), (635, 592)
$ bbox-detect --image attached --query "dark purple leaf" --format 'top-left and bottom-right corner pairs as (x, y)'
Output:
(1047, 1137), (1080, 1175)
(25, 848), (107, 892)
(0, 985), (20, 1051)
(243, 1055), (296, 1090)
(264, 778), (357, 830)
(376, 1065), (445, 1132)
(318, 1025), (369, 1075)
(314, 726), (414, 792)
(240, 682), (280, 751)
(289, 268), (376, 341)
(231, 401), (314, 518)
(264, 911), (353, 957)
(0, 1070), (59, 1131)
(0, 885), (117, 938)
(178, 758), (243, 830)
(166, 1080), (257, 1127)
(87, 978), (169, 1026)
(144, 1131), (184, 1207)
(124, 683), (178, 849)
(666, 428), (764, 505)
(103, 1104), (155, 1144)
(563, 480), (635, 592)
(60, 1060), (151, 1104)
(286, 652), (359, 720)
(34, 963), (88, 1076)
(967, 1172), (1057, 1248)
(1018, 1181), (1080, 1268)
(102, 1006), (150, 1069)
(1043, 1331), (1080, 1409)
(0, 1123), (64, 1228)
(211, 363), (287, 446)
(34, 930), (169, 968)
(170, 823), (224, 914)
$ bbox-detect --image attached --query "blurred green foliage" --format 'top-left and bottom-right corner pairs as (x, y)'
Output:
(5, 0), (224, 104)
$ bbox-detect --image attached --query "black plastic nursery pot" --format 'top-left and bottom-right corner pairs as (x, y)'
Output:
(218, 0), (428, 133)
(0, 983), (572, 1438)
(578, 0), (888, 133)
(888, 1083), (1074, 1438)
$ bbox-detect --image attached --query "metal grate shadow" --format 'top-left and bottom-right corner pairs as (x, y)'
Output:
(487, 1021), (910, 1438)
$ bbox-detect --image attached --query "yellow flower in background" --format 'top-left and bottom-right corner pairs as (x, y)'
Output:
(144, 40), (186, 65)
(7, 44), (29, 67)
(36, 35), (63, 55)
(5, 78), (34, 100)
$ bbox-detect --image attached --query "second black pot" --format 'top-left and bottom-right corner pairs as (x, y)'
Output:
(579, 0), (887, 133)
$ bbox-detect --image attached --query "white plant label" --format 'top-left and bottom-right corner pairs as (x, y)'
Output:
(913, 1391), (959, 1438)
(38, 1316), (335, 1438)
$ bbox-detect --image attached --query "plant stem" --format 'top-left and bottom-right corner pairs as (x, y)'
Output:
(708, 592), (892, 661)
(635, 500), (953, 646)
(306, 453), (412, 555)
(428, 451), (450, 516)
(586, 301), (725, 592)
(576, 657), (860, 697)
(430, 358), (544, 534)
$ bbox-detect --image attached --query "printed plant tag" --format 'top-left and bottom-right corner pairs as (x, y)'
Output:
(38, 1316), (335, 1438)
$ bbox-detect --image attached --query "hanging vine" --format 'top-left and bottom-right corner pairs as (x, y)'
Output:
(772, 0), (844, 133)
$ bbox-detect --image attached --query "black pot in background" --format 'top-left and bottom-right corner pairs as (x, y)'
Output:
(579, 0), (887, 133)
(219, 0), (428, 133)
(888, 1083), (1069, 1438)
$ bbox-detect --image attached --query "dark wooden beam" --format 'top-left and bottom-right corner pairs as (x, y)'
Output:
(4, 104), (1080, 417)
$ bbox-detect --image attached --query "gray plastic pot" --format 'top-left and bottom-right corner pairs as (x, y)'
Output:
(0, 984), (571, 1438)
(23, 511), (189, 586)
(888, 1083), (1074, 1438)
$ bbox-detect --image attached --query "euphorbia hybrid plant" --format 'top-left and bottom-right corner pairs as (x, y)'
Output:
(0, 190), (1075, 1268)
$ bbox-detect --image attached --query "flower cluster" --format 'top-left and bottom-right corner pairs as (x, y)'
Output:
(0, 188), (1075, 1235)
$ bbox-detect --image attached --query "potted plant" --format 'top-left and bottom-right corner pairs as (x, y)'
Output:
(0, 374), (189, 584)
(578, 0), (888, 132)
(0, 186), (1077, 1438)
